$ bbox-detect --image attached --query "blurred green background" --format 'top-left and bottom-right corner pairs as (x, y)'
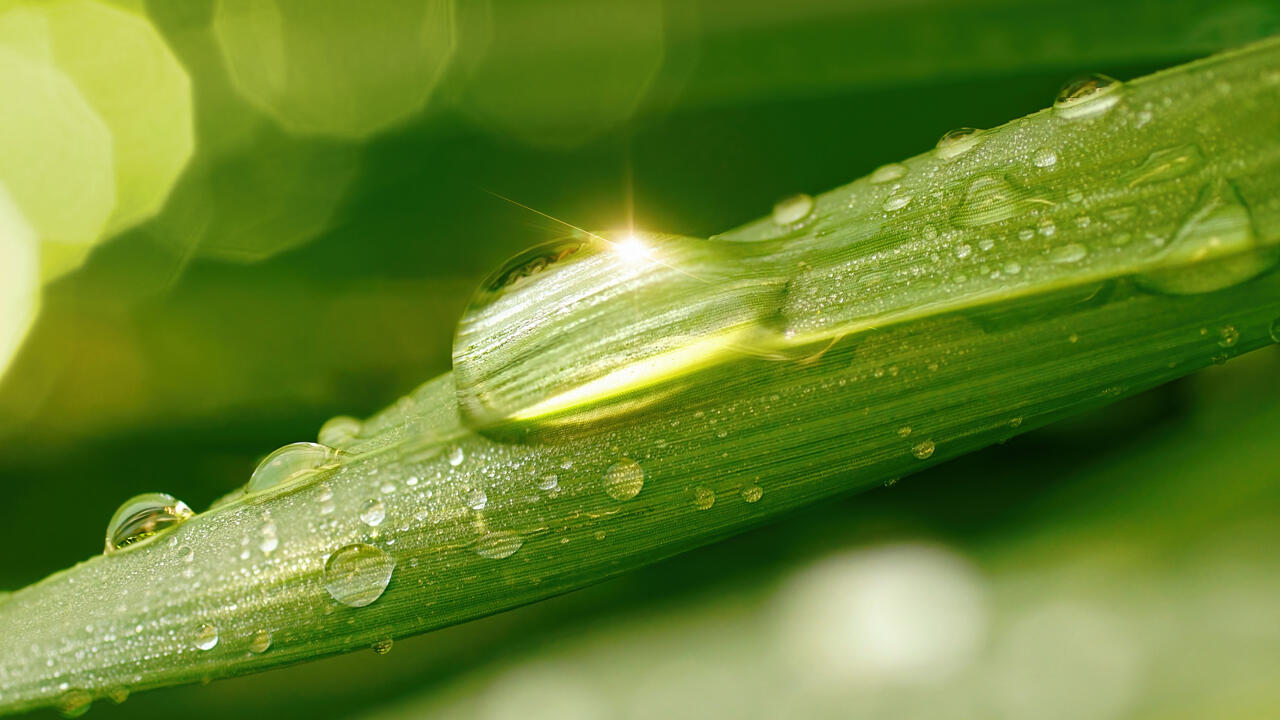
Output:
(1, 0), (1279, 717)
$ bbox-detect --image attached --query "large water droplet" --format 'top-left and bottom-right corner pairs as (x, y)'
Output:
(935, 128), (982, 161)
(912, 440), (936, 460)
(869, 163), (908, 184)
(772, 193), (815, 225)
(475, 530), (524, 559)
(249, 629), (273, 654)
(741, 484), (763, 503)
(105, 493), (194, 554)
(194, 623), (219, 651)
(603, 457), (645, 501)
(466, 488), (489, 511)
(1139, 180), (1276, 294)
(359, 499), (386, 527)
(324, 543), (396, 607)
(248, 442), (343, 494)
(371, 638), (394, 655)
(882, 193), (913, 212)
(1053, 74), (1123, 119)
(954, 175), (1023, 227)
(317, 415), (362, 448)
(1124, 144), (1204, 187)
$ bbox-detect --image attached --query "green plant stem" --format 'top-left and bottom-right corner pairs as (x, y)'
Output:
(2, 35), (1279, 717)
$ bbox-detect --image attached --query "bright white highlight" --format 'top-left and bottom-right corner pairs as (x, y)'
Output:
(612, 233), (653, 263)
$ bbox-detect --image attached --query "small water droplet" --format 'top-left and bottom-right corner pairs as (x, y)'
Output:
(603, 457), (645, 501)
(1049, 243), (1088, 264)
(371, 638), (394, 655)
(693, 486), (716, 510)
(912, 440), (936, 460)
(447, 445), (466, 467)
(883, 477), (899, 487)
(772, 193), (815, 225)
(1032, 147), (1058, 168)
(882, 193), (913, 211)
(1054, 74), (1123, 119)
(176, 545), (194, 563)
(317, 415), (362, 448)
(249, 630), (272, 654)
(359, 499), (386, 527)
(475, 530), (524, 559)
(105, 493), (194, 554)
(467, 488), (489, 511)
(56, 689), (92, 718)
(248, 442), (343, 494)
(897, 426), (912, 438)
(1039, 219), (1057, 237)
(324, 543), (396, 607)
(1269, 317), (1280, 343)
(194, 623), (219, 651)
(741, 484), (763, 503)
(379, 481), (397, 495)
(935, 127), (982, 161)
(955, 244), (972, 260)
(1218, 325), (1239, 348)
(537, 474), (559, 491)
(869, 163), (908, 184)
(1009, 417), (1024, 428)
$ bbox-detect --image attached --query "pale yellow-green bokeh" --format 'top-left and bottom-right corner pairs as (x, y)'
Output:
(0, 182), (39, 381)
(458, 0), (665, 146)
(0, 43), (115, 279)
(214, 0), (457, 139)
(0, 0), (194, 240)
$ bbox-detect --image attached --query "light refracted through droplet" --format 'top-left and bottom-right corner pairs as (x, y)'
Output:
(1053, 74), (1124, 119)
(912, 440), (936, 460)
(954, 175), (1023, 227)
(104, 493), (194, 554)
(323, 543), (396, 608)
(693, 486), (716, 510)
(248, 442), (344, 494)
(603, 457), (645, 501)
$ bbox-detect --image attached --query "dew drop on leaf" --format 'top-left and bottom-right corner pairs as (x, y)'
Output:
(935, 128), (982, 161)
(104, 492), (193, 554)
(371, 638), (394, 655)
(248, 442), (344, 494)
(772, 193), (814, 225)
(56, 689), (92, 719)
(359, 499), (386, 527)
(324, 543), (396, 608)
(913, 440), (936, 460)
(868, 163), (908, 184)
(603, 457), (645, 501)
(1053, 74), (1123, 119)
(317, 415), (362, 448)
(693, 486), (716, 510)
(475, 531), (524, 559)
(194, 623), (219, 651)
(741, 484), (763, 503)
(249, 630), (272, 654)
